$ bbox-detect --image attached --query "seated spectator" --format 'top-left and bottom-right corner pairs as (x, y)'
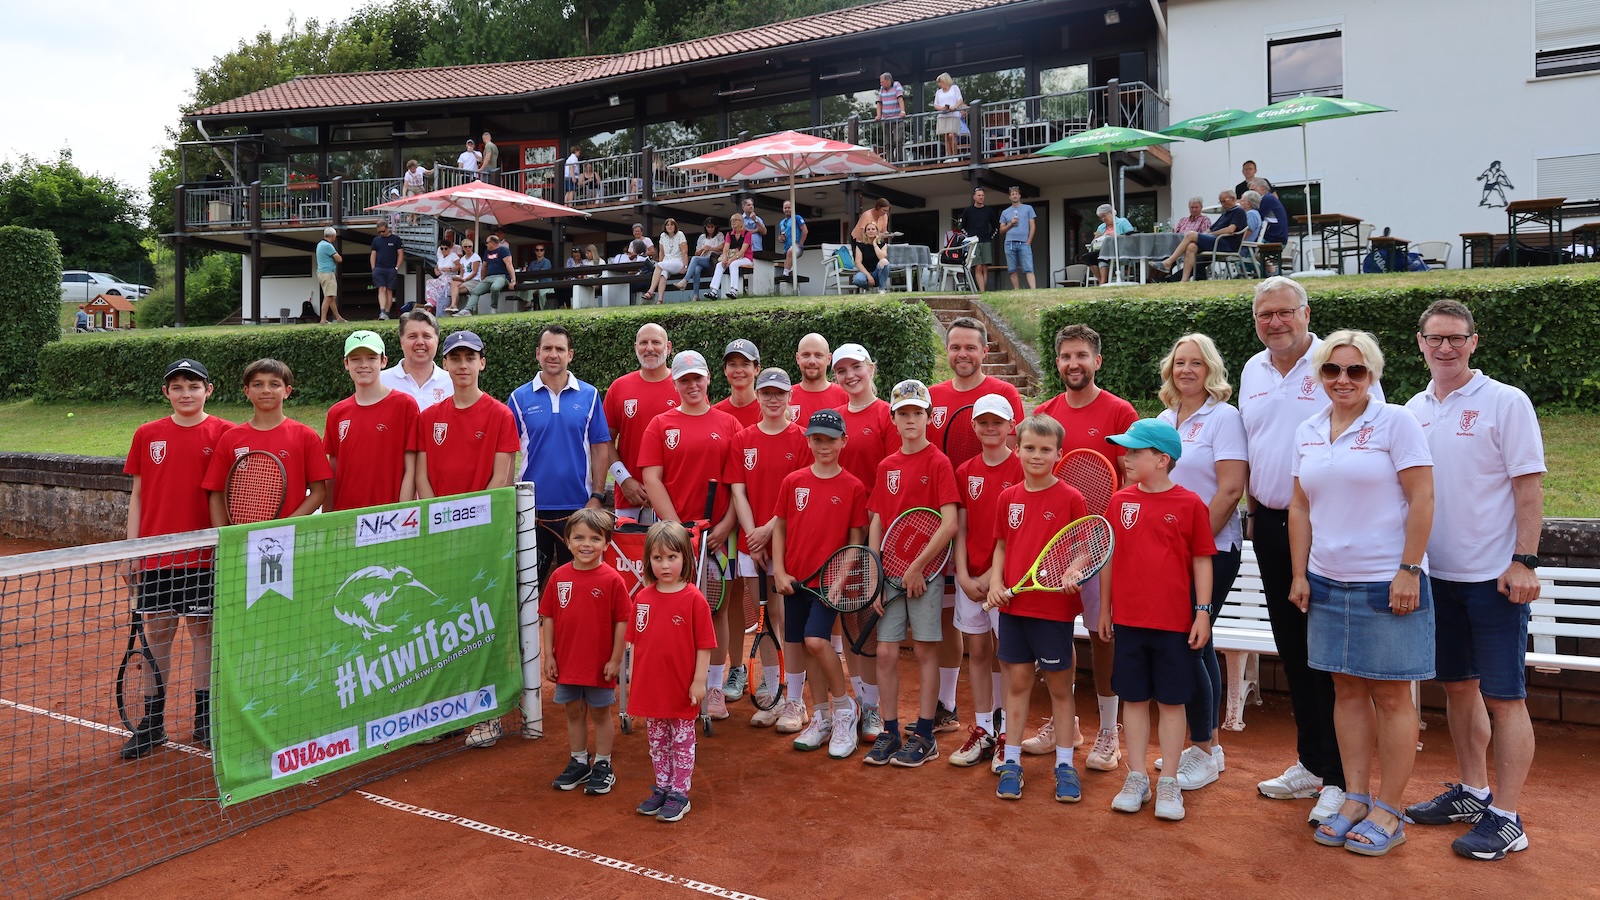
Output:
(576, 163), (601, 199)
(566, 245), (584, 269)
(1081, 203), (1134, 285)
(707, 214), (752, 300)
(778, 200), (807, 277)
(630, 223), (655, 255)
(427, 240), (460, 311)
(581, 244), (602, 276)
(468, 234), (517, 310)
(644, 218), (689, 303)
(1175, 197), (1212, 234)
(678, 218), (724, 295)
(1240, 191), (1264, 244)
(1250, 177), (1291, 245)
(446, 239), (482, 315)
(521, 242), (556, 309)
(75, 308), (90, 332)
(852, 221), (892, 293)
(1151, 190), (1248, 282)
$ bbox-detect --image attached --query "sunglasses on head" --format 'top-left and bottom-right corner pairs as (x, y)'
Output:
(1319, 362), (1370, 380)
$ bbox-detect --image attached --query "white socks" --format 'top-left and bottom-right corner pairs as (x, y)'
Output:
(976, 711), (994, 732)
(785, 672), (805, 700)
(708, 664), (726, 688)
(938, 667), (959, 710)
(859, 682), (880, 706)
(1098, 695), (1119, 732)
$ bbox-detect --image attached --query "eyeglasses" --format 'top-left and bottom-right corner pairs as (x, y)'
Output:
(1254, 305), (1305, 324)
(1421, 333), (1472, 348)
(1319, 362), (1371, 381)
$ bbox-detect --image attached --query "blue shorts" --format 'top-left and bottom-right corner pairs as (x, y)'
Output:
(1307, 573), (1436, 681)
(1004, 243), (1034, 273)
(372, 266), (399, 290)
(1112, 624), (1194, 705)
(1430, 577), (1530, 700)
(554, 684), (617, 707)
(784, 588), (839, 643)
(997, 613), (1075, 670)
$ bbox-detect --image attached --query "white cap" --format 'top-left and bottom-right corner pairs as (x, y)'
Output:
(972, 393), (1015, 421)
(832, 343), (872, 367)
(670, 350), (710, 380)
(888, 379), (931, 412)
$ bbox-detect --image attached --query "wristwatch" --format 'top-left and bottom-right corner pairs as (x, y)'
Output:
(1512, 554), (1541, 569)
(1194, 604), (1211, 613)
(589, 491), (606, 503)
(1398, 564), (1423, 575)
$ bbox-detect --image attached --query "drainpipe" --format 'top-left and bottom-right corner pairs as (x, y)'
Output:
(1117, 151), (1147, 219)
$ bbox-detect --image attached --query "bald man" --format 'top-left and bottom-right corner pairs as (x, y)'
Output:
(790, 333), (849, 425)
(602, 323), (679, 518)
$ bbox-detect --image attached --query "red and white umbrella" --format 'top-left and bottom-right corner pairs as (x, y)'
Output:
(673, 131), (896, 291)
(368, 180), (588, 246)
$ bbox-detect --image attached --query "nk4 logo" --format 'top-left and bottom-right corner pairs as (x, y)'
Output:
(356, 506), (421, 547)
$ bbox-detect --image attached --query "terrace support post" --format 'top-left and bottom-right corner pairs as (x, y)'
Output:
(330, 177), (344, 229)
(844, 179), (860, 244)
(847, 115), (859, 147)
(173, 239), (187, 328)
(968, 100), (986, 164)
(249, 181), (262, 232)
(250, 236), (263, 324)
(641, 146), (655, 239)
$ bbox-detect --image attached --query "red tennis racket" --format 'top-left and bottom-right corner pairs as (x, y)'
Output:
(1055, 448), (1119, 517)
(225, 450), (288, 524)
(940, 404), (982, 471)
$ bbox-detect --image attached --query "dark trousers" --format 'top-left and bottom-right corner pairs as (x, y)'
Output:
(1252, 506), (1345, 788)
(1187, 544), (1243, 743)
(536, 509), (580, 585)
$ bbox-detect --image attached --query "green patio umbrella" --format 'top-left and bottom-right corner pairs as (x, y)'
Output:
(1208, 96), (1394, 221)
(1160, 108), (1249, 170)
(1039, 125), (1184, 284)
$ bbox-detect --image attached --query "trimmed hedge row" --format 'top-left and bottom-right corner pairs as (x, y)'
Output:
(35, 299), (940, 405)
(1037, 274), (1600, 409)
(0, 226), (63, 396)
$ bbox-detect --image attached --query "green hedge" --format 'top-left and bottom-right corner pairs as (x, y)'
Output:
(136, 254), (243, 329)
(0, 226), (63, 396)
(1037, 274), (1600, 409)
(36, 298), (939, 405)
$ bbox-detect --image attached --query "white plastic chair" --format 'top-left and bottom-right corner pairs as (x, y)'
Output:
(939, 236), (981, 291)
(822, 243), (859, 294)
(1412, 240), (1452, 269)
(1056, 264), (1093, 287)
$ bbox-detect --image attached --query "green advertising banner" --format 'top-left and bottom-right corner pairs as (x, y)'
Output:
(212, 488), (522, 805)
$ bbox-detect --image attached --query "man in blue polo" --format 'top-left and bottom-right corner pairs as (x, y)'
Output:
(1250, 178), (1292, 246)
(507, 323), (611, 579)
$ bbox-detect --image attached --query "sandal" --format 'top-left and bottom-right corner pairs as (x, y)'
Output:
(1345, 798), (1410, 856)
(1312, 793), (1371, 846)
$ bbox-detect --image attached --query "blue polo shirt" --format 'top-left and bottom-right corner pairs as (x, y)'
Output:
(508, 372), (610, 509)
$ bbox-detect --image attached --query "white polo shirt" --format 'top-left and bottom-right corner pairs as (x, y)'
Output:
(1292, 401), (1431, 582)
(1239, 334), (1383, 509)
(1405, 371), (1545, 582)
(381, 362), (452, 410)
(1158, 398), (1248, 551)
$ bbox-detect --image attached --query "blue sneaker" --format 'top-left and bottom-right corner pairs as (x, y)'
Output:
(1406, 783), (1490, 825)
(636, 786), (669, 816)
(656, 790), (691, 823)
(890, 733), (939, 767)
(863, 731), (902, 766)
(996, 761), (1024, 800)
(1452, 809), (1529, 861)
(1054, 763), (1082, 803)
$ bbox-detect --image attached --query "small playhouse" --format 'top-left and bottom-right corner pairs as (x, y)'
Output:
(80, 293), (136, 330)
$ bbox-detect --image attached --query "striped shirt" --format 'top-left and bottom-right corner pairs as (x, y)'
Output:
(878, 81), (905, 119)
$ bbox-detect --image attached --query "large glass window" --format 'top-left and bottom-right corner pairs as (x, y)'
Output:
(1534, 0), (1600, 77)
(1267, 32), (1343, 103)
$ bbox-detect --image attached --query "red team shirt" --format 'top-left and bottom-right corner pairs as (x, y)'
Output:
(955, 452), (1024, 577)
(626, 583), (718, 719)
(789, 382), (848, 425)
(603, 372), (680, 507)
(995, 480), (1088, 621)
(713, 396), (762, 429)
(416, 394), (520, 498)
(1107, 484), (1215, 632)
(927, 377), (1026, 449)
(834, 399), (895, 492)
(638, 407), (742, 524)
(869, 443), (960, 525)
(1034, 389), (1139, 483)
(126, 415), (233, 568)
(323, 390), (420, 511)
(724, 422), (812, 553)
(774, 467), (869, 582)
(202, 419), (333, 520)
(538, 562), (633, 687)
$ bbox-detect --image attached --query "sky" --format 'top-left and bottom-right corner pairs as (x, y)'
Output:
(0, 0), (366, 204)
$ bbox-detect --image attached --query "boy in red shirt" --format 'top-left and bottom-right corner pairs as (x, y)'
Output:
(324, 331), (420, 510)
(985, 415), (1088, 802)
(1100, 419), (1215, 821)
(203, 358), (331, 524)
(121, 359), (233, 759)
(541, 508), (632, 796)
(416, 331), (519, 501)
(949, 394), (1024, 768)
(727, 367), (812, 728)
(772, 409), (869, 758)
(863, 379), (958, 768)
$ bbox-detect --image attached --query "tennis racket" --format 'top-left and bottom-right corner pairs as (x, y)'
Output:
(807, 544), (883, 659)
(1002, 515), (1114, 600)
(851, 508), (950, 652)
(745, 577), (784, 711)
(1055, 448), (1118, 517)
(699, 544), (729, 612)
(534, 515), (571, 586)
(114, 605), (164, 733)
(941, 404), (982, 470)
(225, 450), (288, 524)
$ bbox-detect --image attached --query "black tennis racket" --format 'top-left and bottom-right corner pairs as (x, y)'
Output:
(851, 508), (949, 653)
(226, 450), (288, 524)
(696, 480), (719, 737)
(534, 515), (572, 585)
(745, 577), (784, 711)
(941, 404), (982, 471)
(115, 604), (164, 733)
(808, 544), (883, 658)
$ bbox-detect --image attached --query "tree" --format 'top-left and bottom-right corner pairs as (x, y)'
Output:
(0, 152), (150, 277)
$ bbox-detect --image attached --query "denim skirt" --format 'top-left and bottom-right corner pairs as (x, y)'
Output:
(1306, 572), (1436, 681)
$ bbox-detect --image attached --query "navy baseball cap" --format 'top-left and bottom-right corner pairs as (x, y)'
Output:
(441, 331), (485, 355)
(806, 409), (846, 438)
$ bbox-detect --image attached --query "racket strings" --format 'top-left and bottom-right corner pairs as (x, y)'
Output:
(821, 552), (879, 613)
(943, 408), (981, 469)
(227, 455), (287, 523)
(881, 511), (944, 580)
(1038, 522), (1113, 587)
(1058, 451), (1117, 516)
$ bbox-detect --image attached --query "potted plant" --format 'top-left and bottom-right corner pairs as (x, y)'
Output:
(287, 172), (320, 192)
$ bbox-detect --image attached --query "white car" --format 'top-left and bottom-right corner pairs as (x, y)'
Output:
(61, 271), (150, 303)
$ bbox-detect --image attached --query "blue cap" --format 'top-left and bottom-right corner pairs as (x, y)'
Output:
(441, 330), (484, 355)
(1106, 418), (1183, 461)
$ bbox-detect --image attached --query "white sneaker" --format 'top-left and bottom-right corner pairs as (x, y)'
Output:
(948, 725), (996, 767)
(793, 708), (832, 751)
(1173, 746), (1219, 791)
(828, 706), (859, 758)
(749, 702), (780, 728)
(1086, 725), (1122, 771)
(1111, 771), (1152, 813)
(464, 719), (502, 748)
(858, 703), (884, 740)
(773, 699), (807, 733)
(1021, 718), (1055, 754)
(1154, 776), (1186, 821)
(1308, 785), (1347, 825)
(1257, 761), (1323, 799)
(1212, 744), (1226, 772)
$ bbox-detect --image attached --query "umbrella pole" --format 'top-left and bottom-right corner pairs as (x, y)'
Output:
(790, 171), (798, 295)
(1105, 152), (1123, 286)
(1301, 123), (1311, 271)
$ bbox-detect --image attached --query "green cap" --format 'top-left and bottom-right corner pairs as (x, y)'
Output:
(344, 330), (387, 358)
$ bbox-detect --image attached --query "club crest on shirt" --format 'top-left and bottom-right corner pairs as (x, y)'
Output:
(665, 428), (681, 450)
(886, 470), (901, 495)
(743, 448), (758, 470)
(433, 422), (448, 445)
(234, 447), (250, 459)
(557, 582), (572, 608)
(432, 388), (447, 404)
(931, 406), (948, 428)
(795, 487), (810, 511)
(1187, 420), (1203, 440)
(1120, 501), (1140, 529)
(967, 476), (984, 499)
(635, 602), (650, 632)
(1007, 502), (1024, 529)
(787, 404), (801, 423)
(624, 399), (639, 418)
(149, 441), (167, 465)
(1459, 410), (1479, 431)
(1300, 375), (1317, 397)
(1354, 425), (1375, 447)
(338, 419), (351, 442)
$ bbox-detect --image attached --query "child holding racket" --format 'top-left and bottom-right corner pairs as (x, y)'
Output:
(416, 331), (519, 503)
(204, 358), (331, 526)
(121, 359), (233, 759)
(1100, 420), (1215, 821)
(630, 521), (717, 823)
(949, 394), (1023, 769)
(324, 331), (420, 510)
(771, 409), (870, 757)
(985, 415), (1089, 802)
(864, 380), (959, 768)
(541, 509), (632, 795)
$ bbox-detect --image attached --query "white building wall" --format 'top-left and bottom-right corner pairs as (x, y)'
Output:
(1166, 0), (1600, 265)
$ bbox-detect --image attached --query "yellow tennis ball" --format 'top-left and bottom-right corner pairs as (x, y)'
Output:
(66, 412), (75, 418)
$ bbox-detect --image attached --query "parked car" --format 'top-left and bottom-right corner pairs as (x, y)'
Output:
(60, 271), (150, 303)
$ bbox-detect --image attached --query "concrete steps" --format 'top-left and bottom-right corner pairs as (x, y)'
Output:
(911, 294), (1040, 394)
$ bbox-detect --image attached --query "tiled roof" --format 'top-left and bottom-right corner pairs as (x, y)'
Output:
(195, 0), (1038, 117)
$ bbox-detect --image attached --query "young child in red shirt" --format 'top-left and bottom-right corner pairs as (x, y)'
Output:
(1101, 419), (1215, 822)
(203, 358), (331, 524)
(325, 331), (419, 510)
(121, 358), (233, 759)
(416, 331), (519, 501)
(629, 521), (716, 823)
(541, 509), (632, 796)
